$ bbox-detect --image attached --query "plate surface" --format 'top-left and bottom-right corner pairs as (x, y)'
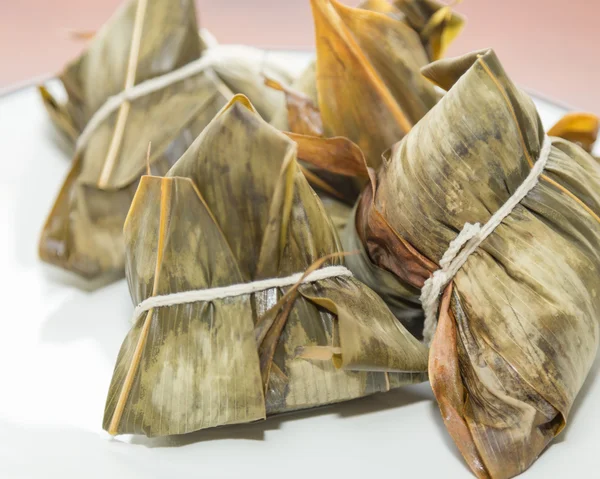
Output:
(1, 53), (599, 479)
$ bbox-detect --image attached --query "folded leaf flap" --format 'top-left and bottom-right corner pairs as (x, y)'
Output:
(266, 78), (323, 137)
(283, 132), (368, 233)
(370, 47), (600, 478)
(127, 176), (244, 301)
(57, 0), (202, 127)
(270, 61), (320, 133)
(548, 112), (599, 153)
(288, 133), (370, 179)
(426, 8), (464, 61)
(332, 0), (438, 120)
(38, 85), (80, 143)
(39, 156), (136, 279)
(420, 48), (490, 91)
(311, 0), (415, 168)
(261, 291), (407, 416)
(253, 150), (298, 279)
(263, 160), (346, 279)
(380, 48), (544, 264)
(167, 95), (297, 280)
(300, 278), (428, 372)
(395, 0), (465, 60)
(429, 286), (491, 479)
(122, 176), (162, 300)
(105, 175), (264, 436)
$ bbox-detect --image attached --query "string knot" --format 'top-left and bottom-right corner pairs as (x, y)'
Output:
(421, 134), (553, 345)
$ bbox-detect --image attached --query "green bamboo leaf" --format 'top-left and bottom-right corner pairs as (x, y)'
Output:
(104, 95), (428, 436)
(39, 0), (297, 283)
(270, 0), (463, 233)
(344, 48), (600, 478)
(39, 69), (232, 280)
(40, 0), (203, 142)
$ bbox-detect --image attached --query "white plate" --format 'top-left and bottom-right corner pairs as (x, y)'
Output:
(1, 53), (599, 479)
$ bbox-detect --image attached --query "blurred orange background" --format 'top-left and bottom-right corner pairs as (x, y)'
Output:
(1, 0), (598, 113)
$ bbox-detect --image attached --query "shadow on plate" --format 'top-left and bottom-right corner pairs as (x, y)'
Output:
(41, 263), (126, 292)
(427, 401), (472, 472)
(129, 384), (433, 448)
(0, 419), (170, 478)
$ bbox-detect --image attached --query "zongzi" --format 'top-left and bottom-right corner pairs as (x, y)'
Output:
(340, 49), (600, 478)
(39, 0), (296, 282)
(103, 95), (428, 437)
(271, 0), (463, 229)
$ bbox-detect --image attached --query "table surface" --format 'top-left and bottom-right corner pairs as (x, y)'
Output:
(0, 53), (599, 479)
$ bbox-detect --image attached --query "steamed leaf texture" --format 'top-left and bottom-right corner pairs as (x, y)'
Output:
(38, 0), (297, 283)
(343, 49), (600, 478)
(103, 96), (428, 437)
(311, 0), (438, 167)
(39, 0), (203, 143)
(271, 0), (463, 231)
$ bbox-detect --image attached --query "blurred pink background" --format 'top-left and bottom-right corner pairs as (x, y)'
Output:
(1, 0), (598, 113)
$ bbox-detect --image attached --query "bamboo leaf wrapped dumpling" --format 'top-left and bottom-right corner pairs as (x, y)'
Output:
(39, 0), (242, 282)
(342, 49), (600, 477)
(39, 0), (217, 279)
(271, 0), (463, 231)
(275, 0), (464, 152)
(103, 95), (428, 437)
(311, 0), (441, 166)
(39, 0), (298, 282)
(39, 0), (296, 146)
(273, 0), (464, 134)
(40, 74), (231, 281)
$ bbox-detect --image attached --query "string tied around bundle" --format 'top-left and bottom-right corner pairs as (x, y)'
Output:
(421, 134), (553, 345)
(74, 43), (275, 155)
(131, 265), (353, 324)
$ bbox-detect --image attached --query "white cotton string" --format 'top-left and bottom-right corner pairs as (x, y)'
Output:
(421, 134), (553, 345)
(73, 44), (296, 155)
(131, 265), (353, 324)
(73, 44), (298, 156)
